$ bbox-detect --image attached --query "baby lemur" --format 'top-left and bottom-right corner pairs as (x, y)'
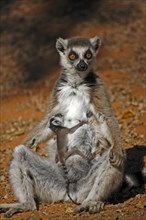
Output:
(50, 113), (95, 163)
(50, 112), (123, 169)
(0, 36), (125, 217)
(49, 114), (95, 204)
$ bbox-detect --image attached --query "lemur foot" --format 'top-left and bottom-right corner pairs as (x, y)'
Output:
(74, 200), (104, 214)
(0, 202), (36, 218)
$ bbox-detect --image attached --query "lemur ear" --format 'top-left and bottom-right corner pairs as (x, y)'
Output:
(90, 36), (101, 51)
(56, 38), (68, 53)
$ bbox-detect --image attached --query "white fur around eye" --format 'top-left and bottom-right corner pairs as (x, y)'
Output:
(72, 47), (89, 59)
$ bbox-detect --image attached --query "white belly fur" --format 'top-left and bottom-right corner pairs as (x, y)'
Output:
(57, 84), (97, 152)
(58, 84), (90, 127)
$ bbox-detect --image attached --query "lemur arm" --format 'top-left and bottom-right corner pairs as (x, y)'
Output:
(94, 112), (114, 148)
(92, 112), (125, 168)
(65, 147), (95, 161)
(90, 77), (124, 157)
(68, 121), (87, 134)
(22, 93), (59, 148)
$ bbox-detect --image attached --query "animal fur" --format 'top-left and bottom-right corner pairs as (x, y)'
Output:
(0, 36), (124, 217)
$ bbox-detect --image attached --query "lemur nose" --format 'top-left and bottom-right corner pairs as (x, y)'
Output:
(77, 60), (88, 71)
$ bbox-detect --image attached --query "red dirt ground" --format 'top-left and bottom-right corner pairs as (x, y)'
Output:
(0, 1), (146, 219)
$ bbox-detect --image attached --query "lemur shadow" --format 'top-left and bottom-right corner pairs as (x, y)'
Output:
(109, 145), (146, 204)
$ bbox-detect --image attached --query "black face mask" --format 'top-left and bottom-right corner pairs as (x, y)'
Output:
(76, 60), (88, 71)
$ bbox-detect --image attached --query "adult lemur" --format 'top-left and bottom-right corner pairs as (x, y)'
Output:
(0, 36), (125, 218)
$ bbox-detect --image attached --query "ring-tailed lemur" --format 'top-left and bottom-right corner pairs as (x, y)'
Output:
(49, 113), (95, 205)
(0, 36), (125, 218)
(49, 113), (95, 163)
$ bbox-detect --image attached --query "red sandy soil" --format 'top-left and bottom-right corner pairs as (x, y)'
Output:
(0, 0), (146, 219)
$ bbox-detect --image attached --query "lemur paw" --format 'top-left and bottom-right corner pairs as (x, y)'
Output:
(86, 110), (93, 118)
(109, 150), (124, 168)
(78, 120), (87, 126)
(74, 200), (104, 214)
(96, 112), (106, 123)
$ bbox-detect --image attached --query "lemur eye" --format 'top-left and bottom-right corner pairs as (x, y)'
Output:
(69, 53), (76, 60)
(68, 50), (78, 61)
(85, 52), (92, 59)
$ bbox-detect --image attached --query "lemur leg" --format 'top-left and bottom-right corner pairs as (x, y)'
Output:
(0, 146), (37, 217)
(75, 152), (123, 214)
(0, 145), (66, 218)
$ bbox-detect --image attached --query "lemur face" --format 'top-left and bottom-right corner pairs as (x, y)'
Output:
(56, 36), (101, 76)
(50, 114), (64, 133)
